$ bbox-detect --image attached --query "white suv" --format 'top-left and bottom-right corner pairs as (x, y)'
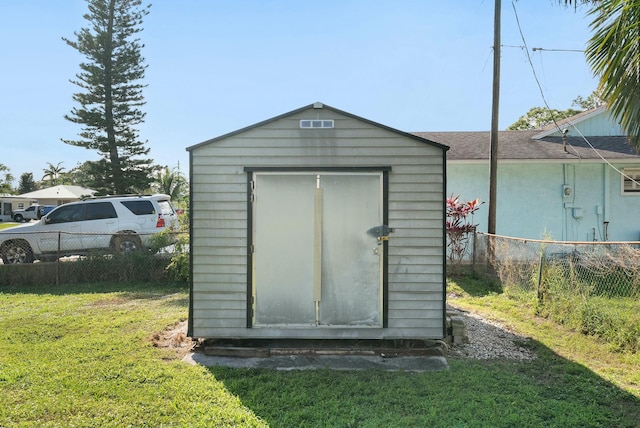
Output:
(0, 194), (179, 264)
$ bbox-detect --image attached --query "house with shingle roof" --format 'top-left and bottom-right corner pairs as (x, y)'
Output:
(415, 105), (640, 241)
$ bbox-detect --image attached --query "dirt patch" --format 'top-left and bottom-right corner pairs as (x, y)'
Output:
(151, 320), (198, 359)
(91, 296), (130, 307)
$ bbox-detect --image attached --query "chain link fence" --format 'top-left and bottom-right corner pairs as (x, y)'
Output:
(470, 233), (640, 299)
(462, 233), (640, 352)
(0, 231), (189, 286)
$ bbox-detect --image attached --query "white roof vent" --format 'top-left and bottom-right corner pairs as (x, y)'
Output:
(313, 102), (324, 109)
(300, 119), (334, 129)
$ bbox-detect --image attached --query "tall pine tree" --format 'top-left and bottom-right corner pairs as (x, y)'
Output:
(63, 0), (153, 195)
(17, 173), (38, 194)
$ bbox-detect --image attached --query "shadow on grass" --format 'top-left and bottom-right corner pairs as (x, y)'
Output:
(208, 341), (640, 427)
(448, 270), (504, 297)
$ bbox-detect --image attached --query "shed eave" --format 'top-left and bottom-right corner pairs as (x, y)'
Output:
(185, 102), (450, 153)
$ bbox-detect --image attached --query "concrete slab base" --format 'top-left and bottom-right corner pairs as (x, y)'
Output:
(183, 352), (449, 372)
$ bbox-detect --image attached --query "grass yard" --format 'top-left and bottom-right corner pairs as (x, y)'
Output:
(448, 274), (640, 398)
(0, 280), (638, 427)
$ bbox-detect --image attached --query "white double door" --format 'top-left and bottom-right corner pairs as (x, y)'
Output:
(252, 172), (383, 327)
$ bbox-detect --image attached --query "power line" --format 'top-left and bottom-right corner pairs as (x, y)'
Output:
(531, 47), (584, 52)
(510, 1), (640, 189)
(501, 45), (584, 53)
(568, 122), (640, 188)
(511, 1), (564, 136)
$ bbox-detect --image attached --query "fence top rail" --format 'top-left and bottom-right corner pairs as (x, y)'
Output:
(477, 232), (640, 246)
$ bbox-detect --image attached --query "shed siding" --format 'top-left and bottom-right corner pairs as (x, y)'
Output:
(190, 108), (445, 339)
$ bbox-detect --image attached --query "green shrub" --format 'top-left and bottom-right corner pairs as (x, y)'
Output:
(580, 298), (640, 352)
(144, 228), (190, 284)
(164, 232), (189, 284)
(0, 252), (172, 286)
(146, 229), (177, 253)
(537, 263), (639, 352)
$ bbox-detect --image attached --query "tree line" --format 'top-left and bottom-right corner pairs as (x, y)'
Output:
(2, 0), (186, 203)
(5, 0), (639, 199)
(0, 161), (187, 205)
(58, 0), (640, 191)
(507, 91), (603, 130)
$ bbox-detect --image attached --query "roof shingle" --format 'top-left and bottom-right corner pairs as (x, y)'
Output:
(412, 131), (639, 161)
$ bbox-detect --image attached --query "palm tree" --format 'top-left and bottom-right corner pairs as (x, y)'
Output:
(559, 0), (595, 6)
(42, 162), (66, 186)
(585, 0), (640, 148)
(152, 166), (187, 202)
(556, 1), (640, 146)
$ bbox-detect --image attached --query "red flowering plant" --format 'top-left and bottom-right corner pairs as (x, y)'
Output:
(446, 194), (483, 263)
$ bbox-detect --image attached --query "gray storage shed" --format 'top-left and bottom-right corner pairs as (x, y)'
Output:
(186, 102), (449, 341)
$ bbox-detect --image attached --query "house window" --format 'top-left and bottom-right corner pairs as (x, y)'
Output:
(300, 119), (334, 129)
(622, 168), (640, 194)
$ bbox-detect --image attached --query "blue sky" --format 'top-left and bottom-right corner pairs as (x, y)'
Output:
(0, 1), (597, 186)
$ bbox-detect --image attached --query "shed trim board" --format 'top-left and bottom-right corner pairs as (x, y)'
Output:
(188, 160), (195, 335)
(187, 102), (448, 340)
(440, 148), (447, 339)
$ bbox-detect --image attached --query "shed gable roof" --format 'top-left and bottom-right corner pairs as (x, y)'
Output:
(186, 102), (449, 152)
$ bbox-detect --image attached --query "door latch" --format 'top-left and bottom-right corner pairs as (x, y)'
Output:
(367, 225), (395, 244)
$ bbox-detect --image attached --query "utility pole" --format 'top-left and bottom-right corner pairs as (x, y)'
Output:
(488, 0), (501, 236)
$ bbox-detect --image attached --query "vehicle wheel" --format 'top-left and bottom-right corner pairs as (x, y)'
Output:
(13, 214), (23, 222)
(1, 241), (34, 264)
(113, 234), (142, 254)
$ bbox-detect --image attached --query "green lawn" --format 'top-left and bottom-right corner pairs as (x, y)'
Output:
(0, 280), (638, 427)
(447, 274), (640, 398)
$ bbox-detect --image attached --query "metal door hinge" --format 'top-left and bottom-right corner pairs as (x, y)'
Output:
(249, 180), (256, 202)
